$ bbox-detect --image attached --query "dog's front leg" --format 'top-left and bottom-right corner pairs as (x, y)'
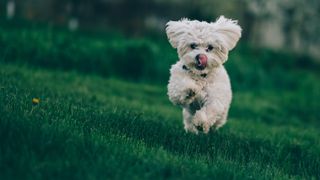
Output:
(168, 74), (199, 107)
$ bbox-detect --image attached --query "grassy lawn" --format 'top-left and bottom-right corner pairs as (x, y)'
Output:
(1, 25), (320, 179)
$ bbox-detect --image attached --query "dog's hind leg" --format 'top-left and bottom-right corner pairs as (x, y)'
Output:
(213, 108), (229, 129)
(192, 108), (212, 134)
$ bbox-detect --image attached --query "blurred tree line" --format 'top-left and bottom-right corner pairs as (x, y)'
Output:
(1, 0), (320, 60)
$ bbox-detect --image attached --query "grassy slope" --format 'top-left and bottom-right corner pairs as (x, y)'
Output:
(1, 24), (320, 179)
(1, 62), (320, 179)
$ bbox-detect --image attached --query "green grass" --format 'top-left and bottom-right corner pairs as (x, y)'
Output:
(1, 24), (320, 179)
(1, 62), (320, 179)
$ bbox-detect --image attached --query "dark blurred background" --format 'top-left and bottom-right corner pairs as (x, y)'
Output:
(1, 0), (320, 60)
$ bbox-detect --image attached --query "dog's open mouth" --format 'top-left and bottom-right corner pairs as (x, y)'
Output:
(196, 65), (205, 70)
(196, 60), (207, 70)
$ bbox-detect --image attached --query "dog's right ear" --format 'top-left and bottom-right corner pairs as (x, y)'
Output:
(166, 19), (189, 48)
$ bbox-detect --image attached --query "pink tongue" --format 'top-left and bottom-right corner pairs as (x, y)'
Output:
(198, 55), (208, 67)
(199, 59), (207, 67)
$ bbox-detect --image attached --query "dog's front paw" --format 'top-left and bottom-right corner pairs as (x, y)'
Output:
(185, 88), (196, 100)
(178, 88), (198, 106)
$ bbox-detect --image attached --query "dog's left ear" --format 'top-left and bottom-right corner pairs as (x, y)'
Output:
(212, 16), (242, 51)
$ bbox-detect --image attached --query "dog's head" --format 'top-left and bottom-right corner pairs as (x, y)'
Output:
(166, 16), (241, 74)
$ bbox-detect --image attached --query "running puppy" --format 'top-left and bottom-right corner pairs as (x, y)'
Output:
(166, 16), (241, 134)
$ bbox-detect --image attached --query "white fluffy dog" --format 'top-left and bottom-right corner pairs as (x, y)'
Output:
(166, 16), (241, 134)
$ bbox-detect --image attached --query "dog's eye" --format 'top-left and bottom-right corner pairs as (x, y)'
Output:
(190, 43), (197, 49)
(207, 45), (214, 52)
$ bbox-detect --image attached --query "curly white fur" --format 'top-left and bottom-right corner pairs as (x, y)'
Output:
(166, 16), (242, 134)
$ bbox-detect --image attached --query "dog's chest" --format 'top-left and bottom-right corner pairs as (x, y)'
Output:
(190, 75), (210, 90)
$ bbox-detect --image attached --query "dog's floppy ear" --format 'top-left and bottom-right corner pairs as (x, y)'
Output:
(166, 19), (190, 48)
(212, 16), (242, 51)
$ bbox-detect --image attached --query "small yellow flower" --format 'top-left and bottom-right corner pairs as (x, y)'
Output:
(32, 98), (40, 105)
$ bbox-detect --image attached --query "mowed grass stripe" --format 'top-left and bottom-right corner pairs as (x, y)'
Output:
(2, 62), (319, 129)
